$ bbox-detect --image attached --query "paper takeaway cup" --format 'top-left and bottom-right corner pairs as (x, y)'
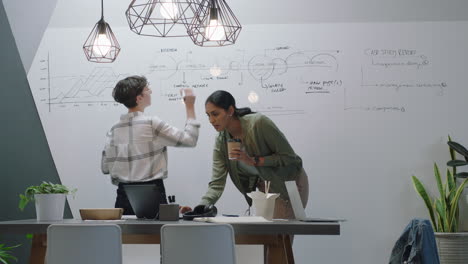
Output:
(247, 191), (279, 220)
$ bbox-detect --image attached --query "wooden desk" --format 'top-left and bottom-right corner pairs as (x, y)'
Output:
(0, 219), (340, 264)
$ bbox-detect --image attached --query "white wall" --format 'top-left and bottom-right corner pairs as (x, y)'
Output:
(2, 0), (58, 72)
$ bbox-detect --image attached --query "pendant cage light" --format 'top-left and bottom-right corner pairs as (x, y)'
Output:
(187, 0), (241, 47)
(83, 0), (121, 63)
(126, 0), (200, 37)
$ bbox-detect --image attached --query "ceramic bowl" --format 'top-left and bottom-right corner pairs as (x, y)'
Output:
(79, 208), (123, 220)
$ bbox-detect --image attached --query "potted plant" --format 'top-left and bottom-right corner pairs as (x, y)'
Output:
(412, 137), (468, 264)
(0, 243), (20, 264)
(18, 182), (76, 221)
(446, 138), (468, 231)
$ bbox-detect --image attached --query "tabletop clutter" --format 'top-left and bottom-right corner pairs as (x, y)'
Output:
(247, 181), (279, 220)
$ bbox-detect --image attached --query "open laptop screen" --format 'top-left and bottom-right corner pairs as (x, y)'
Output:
(285, 180), (307, 220)
(285, 180), (342, 222)
(123, 184), (163, 219)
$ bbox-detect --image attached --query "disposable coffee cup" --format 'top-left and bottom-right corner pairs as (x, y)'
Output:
(227, 139), (241, 160)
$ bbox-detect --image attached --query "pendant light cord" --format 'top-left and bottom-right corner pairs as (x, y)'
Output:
(101, 0), (104, 19)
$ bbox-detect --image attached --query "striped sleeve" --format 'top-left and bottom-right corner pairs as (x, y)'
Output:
(152, 117), (200, 147)
(101, 131), (112, 174)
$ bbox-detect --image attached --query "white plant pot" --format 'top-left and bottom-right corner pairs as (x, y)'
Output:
(435, 232), (468, 264)
(34, 194), (66, 221)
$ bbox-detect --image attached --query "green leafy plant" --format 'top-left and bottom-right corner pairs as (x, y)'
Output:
(18, 182), (76, 211)
(0, 243), (20, 264)
(411, 136), (468, 232)
(447, 136), (468, 179)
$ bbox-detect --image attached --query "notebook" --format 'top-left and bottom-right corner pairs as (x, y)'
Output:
(285, 181), (344, 222)
(123, 184), (162, 219)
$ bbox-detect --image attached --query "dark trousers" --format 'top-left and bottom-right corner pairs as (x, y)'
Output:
(115, 179), (168, 215)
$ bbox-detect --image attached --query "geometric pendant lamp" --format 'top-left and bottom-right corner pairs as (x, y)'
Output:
(83, 0), (121, 63)
(126, 0), (200, 37)
(187, 0), (241, 47)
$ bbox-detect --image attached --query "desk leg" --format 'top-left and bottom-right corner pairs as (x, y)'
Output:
(283, 235), (294, 264)
(265, 235), (295, 264)
(29, 234), (46, 264)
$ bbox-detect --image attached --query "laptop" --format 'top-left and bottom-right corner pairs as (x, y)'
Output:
(285, 181), (344, 222)
(123, 184), (163, 219)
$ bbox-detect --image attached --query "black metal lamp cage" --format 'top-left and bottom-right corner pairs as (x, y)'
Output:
(126, 0), (200, 37)
(83, 0), (121, 63)
(187, 0), (241, 47)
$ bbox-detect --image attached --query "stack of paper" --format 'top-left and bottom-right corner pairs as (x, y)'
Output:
(193, 216), (271, 223)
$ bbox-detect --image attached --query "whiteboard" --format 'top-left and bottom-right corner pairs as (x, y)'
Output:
(28, 22), (468, 264)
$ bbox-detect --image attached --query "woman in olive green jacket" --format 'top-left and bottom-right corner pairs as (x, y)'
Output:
(200, 90), (309, 220)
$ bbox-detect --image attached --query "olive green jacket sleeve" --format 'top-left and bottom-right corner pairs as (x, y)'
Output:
(200, 135), (228, 205)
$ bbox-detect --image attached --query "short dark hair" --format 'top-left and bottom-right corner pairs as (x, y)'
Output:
(112, 75), (147, 108)
(205, 90), (253, 117)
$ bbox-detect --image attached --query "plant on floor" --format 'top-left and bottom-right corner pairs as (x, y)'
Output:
(411, 136), (468, 232)
(18, 181), (77, 211)
(0, 243), (20, 264)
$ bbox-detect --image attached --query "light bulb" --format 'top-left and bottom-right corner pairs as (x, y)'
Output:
(160, 1), (179, 19)
(93, 34), (111, 56)
(248, 91), (259, 104)
(205, 19), (225, 41)
(210, 65), (222, 77)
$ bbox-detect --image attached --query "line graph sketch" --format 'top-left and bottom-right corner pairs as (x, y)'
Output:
(33, 54), (129, 112)
(48, 68), (119, 104)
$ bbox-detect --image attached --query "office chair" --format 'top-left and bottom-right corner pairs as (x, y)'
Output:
(46, 224), (122, 264)
(161, 223), (236, 264)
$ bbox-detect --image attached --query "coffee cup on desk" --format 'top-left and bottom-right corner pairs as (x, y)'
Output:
(227, 139), (241, 160)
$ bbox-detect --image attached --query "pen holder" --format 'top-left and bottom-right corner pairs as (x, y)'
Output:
(159, 204), (179, 221)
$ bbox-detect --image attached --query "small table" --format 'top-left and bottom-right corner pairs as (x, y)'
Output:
(0, 219), (340, 264)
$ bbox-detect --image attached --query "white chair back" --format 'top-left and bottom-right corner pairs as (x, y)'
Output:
(161, 223), (236, 264)
(46, 224), (122, 264)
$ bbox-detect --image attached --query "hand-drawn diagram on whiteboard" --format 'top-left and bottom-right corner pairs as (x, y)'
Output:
(32, 47), (343, 114)
(33, 53), (126, 112)
(362, 48), (447, 93)
(247, 47), (341, 95)
(343, 48), (448, 112)
(145, 46), (342, 96)
(31, 46), (449, 114)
